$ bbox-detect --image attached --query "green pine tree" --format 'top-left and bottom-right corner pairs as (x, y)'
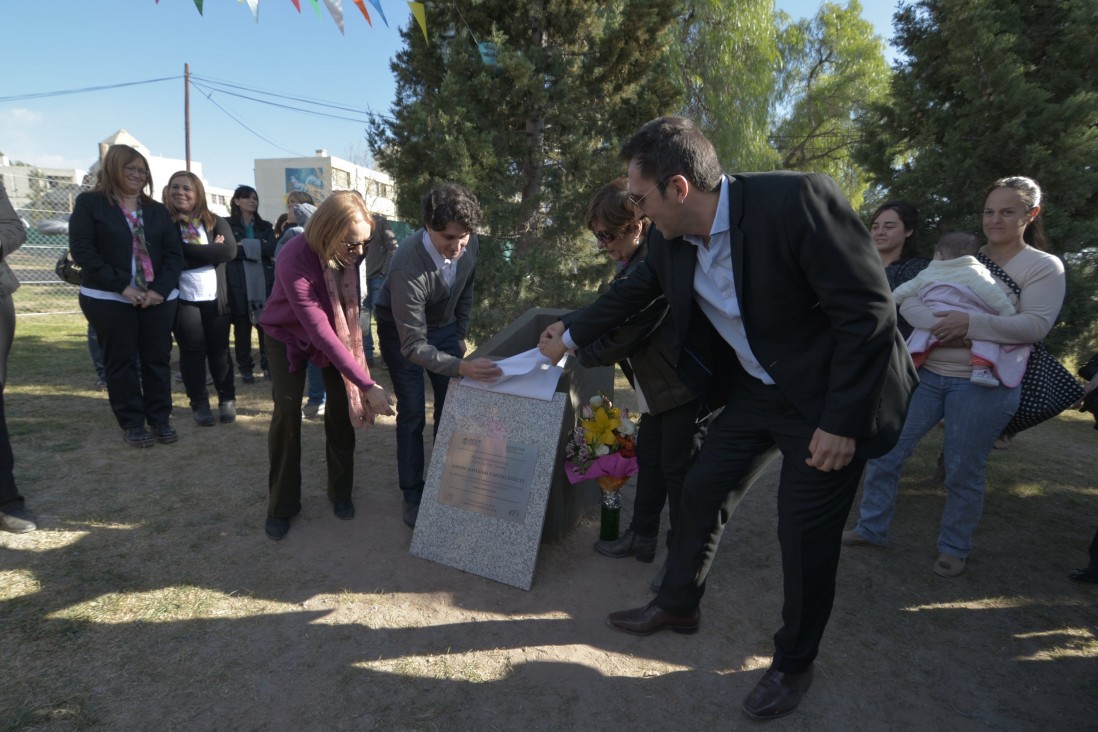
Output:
(856, 0), (1098, 353)
(368, 1), (681, 339)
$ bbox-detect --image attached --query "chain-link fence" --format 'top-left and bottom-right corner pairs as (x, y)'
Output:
(7, 165), (87, 316)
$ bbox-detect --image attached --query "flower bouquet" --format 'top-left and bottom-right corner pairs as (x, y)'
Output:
(563, 393), (639, 541)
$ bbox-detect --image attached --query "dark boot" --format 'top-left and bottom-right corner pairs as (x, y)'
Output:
(594, 529), (658, 562)
(192, 401), (216, 427)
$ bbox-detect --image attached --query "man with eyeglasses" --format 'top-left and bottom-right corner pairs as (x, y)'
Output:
(539, 117), (916, 720)
(373, 183), (502, 529)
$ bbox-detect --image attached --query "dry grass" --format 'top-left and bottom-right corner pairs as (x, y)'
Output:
(1, 313), (1096, 731)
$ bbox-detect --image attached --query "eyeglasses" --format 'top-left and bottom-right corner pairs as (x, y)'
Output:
(342, 239), (369, 252)
(123, 165), (149, 178)
(628, 175), (671, 210)
(593, 229), (619, 245)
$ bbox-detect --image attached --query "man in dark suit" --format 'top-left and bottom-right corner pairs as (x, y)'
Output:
(540, 117), (917, 720)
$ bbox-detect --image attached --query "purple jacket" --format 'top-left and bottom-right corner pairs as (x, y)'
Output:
(259, 233), (376, 391)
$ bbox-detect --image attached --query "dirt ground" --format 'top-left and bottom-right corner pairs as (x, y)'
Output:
(2, 346), (1096, 731)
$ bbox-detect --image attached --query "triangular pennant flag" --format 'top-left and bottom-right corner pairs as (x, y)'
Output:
(290, 0), (301, 10)
(193, 0), (204, 14)
(367, 0), (389, 27)
(309, 0), (322, 17)
(408, 2), (426, 43)
(322, 0), (344, 33)
(241, 0), (259, 22)
(351, 0), (372, 26)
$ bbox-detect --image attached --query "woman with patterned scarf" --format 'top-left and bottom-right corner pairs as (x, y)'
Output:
(164, 171), (239, 427)
(69, 145), (183, 448)
(258, 191), (394, 541)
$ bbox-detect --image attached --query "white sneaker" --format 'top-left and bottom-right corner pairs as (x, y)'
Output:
(302, 401), (325, 419)
(970, 367), (999, 387)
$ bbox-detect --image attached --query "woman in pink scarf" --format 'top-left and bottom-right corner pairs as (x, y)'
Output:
(259, 191), (394, 540)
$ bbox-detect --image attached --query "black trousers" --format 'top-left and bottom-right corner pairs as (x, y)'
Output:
(80, 294), (178, 431)
(0, 292), (21, 511)
(231, 314), (268, 375)
(656, 364), (864, 674)
(630, 399), (698, 541)
(266, 335), (355, 519)
(174, 299), (234, 406)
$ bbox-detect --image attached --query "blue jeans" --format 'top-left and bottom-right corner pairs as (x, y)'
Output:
(854, 369), (1020, 558)
(305, 362), (325, 406)
(377, 317), (461, 500)
(362, 275), (385, 361)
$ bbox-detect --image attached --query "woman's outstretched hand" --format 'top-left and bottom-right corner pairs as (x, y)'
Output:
(366, 384), (395, 416)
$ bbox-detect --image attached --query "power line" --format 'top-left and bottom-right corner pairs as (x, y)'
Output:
(191, 85), (305, 158)
(0, 76), (179, 103)
(191, 81), (373, 124)
(191, 74), (376, 116)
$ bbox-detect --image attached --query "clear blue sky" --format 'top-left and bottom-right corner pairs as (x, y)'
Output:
(0, 1), (897, 190)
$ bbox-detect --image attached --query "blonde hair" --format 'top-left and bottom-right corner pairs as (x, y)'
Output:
(95, 145), (153, 206)
(163, 171), (215, 230)
(304, 190), (374, 268)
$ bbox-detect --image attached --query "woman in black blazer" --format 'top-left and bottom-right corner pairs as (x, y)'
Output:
(164, 171), (238, 427)
(69, 145), (183, 447)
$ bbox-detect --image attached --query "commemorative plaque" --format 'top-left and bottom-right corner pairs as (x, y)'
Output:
(437, 431), (538, 523)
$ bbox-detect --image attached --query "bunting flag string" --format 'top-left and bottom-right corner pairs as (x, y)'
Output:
(322, 0), (344, 34)
(408, 2), (426, 43)
(241, 0), (259, 22)
(351, 0), (372, 26)
(157, 0), (410, 36)
(366, 0), (389, 27)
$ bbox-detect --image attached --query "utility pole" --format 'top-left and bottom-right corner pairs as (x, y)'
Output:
(184, 63), (191, 171)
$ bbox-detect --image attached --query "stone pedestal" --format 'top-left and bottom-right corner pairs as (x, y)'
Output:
(407, 308), (614, 590)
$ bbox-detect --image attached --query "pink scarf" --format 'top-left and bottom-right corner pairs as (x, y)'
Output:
(321, 264), (374, 429)
(119, 204), (154, 288)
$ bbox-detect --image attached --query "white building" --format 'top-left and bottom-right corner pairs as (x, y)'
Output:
(0, 153), (87, 220)
(254, 150), (396, 223)
(0, 130), (232, 220)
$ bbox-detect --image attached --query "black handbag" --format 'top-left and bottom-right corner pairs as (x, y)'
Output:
(975, 253), (1083, 435)
(55, 250), (82, 286)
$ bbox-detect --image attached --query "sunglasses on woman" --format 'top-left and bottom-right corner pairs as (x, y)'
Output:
(593, 229), (619, 245)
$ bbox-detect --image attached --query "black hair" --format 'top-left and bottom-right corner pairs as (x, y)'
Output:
(619, 116), (723, 194)
(422, 183), (482, 232)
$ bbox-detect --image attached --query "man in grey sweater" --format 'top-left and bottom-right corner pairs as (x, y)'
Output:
(373, 184), (501, 528)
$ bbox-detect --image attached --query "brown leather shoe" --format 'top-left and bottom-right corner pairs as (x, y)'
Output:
(606, 601), (700, 636)
(741, 663), (814, 720)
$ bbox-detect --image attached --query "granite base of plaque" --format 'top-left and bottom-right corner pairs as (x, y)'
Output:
(409, 386), (567, 590)
(408, 308), (614, 590)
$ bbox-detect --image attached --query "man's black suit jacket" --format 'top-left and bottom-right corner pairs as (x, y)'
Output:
(568, 172), (918, 460)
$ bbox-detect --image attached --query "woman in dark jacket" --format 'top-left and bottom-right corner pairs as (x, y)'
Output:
(573, 179), (699, 588)
(164, 171), (238, 426)
(69, 145), (183, 447)
(225, 185), (276, 383)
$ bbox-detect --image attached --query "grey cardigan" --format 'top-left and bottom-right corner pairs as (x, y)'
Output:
(0, 181), (26, 298)
(373, 229), (477, 378)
